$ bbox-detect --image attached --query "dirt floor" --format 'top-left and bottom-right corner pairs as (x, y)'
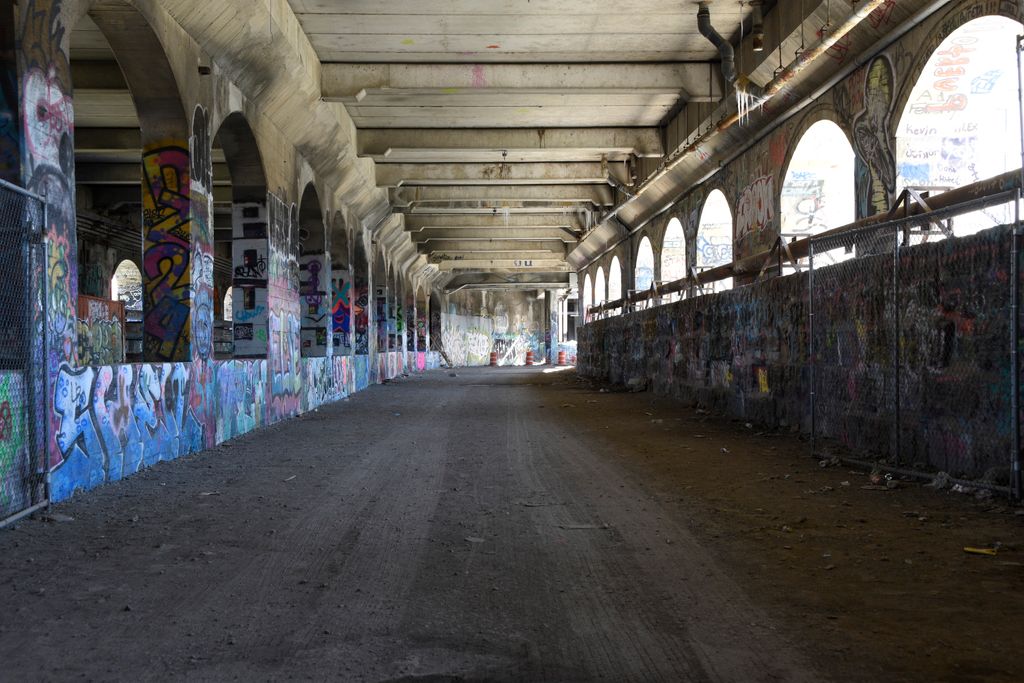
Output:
(0, 366), (1022, 682)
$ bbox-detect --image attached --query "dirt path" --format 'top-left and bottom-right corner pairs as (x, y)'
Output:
(0, 367), (1021, 682)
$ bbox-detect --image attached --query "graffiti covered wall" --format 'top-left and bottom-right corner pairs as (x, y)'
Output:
(442, 290), (547, 366)
(579, 224), (1016, 479)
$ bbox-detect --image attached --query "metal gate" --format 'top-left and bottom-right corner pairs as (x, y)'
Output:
(0, 178), (48, 525)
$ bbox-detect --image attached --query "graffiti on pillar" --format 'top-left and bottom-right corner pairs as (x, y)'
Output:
(190, 106), (214, 362)
(354, 283), (369, 354)
(142, 143), (192, 361)
(50, 362), (204, 501)
(21, 0), (76, 372)
(268, 310), (301, 421)
(331, 275), (353, 352)
(851, 56), (896, 216)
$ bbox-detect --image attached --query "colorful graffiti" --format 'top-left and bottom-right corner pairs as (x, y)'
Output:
(76, 295), (124, 366)
(51, 363), (204, 499)
(331, 275), (354, 352)
(142, 143), (192, 361)
(215, 359), (266, 443)
(232, 201), (270, 357)
(0, 372), (26, 511)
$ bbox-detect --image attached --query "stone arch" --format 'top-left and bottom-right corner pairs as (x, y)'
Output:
(298, 182), (328, 357)
(216, 112), (269, 358)
(696, 189), (734, 293)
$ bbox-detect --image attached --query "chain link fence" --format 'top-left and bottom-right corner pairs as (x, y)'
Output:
(0, 179), (48, 524)
(809, 193), (1022, 496)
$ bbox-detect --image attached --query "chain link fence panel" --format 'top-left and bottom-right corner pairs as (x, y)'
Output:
(0, 181), (48, 523)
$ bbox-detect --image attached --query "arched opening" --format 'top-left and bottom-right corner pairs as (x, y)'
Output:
(353, 232), (370, 355)
(696, 190), (733, 292)
(781, 120), (856, 269)
(330, 212), (352, 355)
(223, 287), (233, 323)
(634, 236), (655, 295)
(373, 249), (388, 355)
(661, 217), (686, 302)
(298, 183), (328, 357)
(608, 256), (622, 314)
(404, 278), (416, 353)
(64, 6), (192, 364)
(216, 112), (269, 359)
(68, 5), (193, 363)
(896, 15), (1023, 239)
(582, 272), (593, 323)
(415, 285), (429, 358)
(594, 267), (606, 315)
(110, 259), (142, 361)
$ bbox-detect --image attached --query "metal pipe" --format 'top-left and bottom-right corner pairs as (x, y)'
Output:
(892, 227), (902, 466)
(578, 0), (954, 272)
(0, 500), (48, 529)
(697, 3), (737, 85)
(589, 170), (1021, 312)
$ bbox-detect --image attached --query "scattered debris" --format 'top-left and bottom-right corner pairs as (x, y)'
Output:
(925, 472), (953, 490)
(561, 403), (576, 408)
(283, 475), (296, 482)
(449, 372), (458, 377)
(818, 456), (841, 469)
(42, 512), (74, 523)
(199, 491), (221, 497)
(963, 546), (998, 557)
(464, 536), (485, 544)
(559, 523), (609, 530)
(720, 447), (730, 454)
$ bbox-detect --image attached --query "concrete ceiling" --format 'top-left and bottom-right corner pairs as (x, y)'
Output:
(286, 0), (771, 289)
(65, 1), (930, 296)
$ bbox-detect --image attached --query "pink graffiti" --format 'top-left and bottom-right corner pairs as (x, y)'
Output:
(22, 66), (73, 166)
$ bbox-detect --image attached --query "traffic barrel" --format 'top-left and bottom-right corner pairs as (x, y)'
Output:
(489, 352), (498, 366)
(557, 351), (566, 366)
(525, 351), (535, 366)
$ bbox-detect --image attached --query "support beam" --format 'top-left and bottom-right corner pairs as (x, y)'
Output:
(416, 240), (567, 254)
(405, 214), (584, 231)
(435, 259), (569, 271)
(76, 162), (231, 185)
(377, 162), (628, 187)
(411, 228), (579, 243)
(323, 63), (722, 102)
(443, 271), (571, 292)
(390, 184), (616, 207)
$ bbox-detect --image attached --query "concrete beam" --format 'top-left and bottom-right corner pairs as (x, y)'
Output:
(443, 271), (571, 292)
(322, 63), (722, 102)
(361, 128), (664, 162)
(76, 163), (231, 185)
(411, 228), (578, 243)
(405, 214), (584, 231)
(431, 250), (564, 261)
(377, 162), (628, 187)
(391, 184), (616, 207)
(416, 240), (567, 254)
(435, 259), (569, 271)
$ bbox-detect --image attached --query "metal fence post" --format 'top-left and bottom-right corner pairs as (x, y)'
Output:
(893, 227), (902, 466)
(1011, 34), (1024, 501)
(808, 241), (816, 459)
